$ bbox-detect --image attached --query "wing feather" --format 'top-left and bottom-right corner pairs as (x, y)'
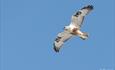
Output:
(71, 5), (93, 28)
(53, 31), (73, 52)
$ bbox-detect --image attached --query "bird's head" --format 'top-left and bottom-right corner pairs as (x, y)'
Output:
(64, 26), (70, 31)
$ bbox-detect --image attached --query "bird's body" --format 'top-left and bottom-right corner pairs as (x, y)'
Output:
(53, 5), (94, 52)
(64, 24), (82, 35)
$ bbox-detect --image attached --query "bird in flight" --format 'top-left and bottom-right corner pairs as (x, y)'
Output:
(53, 5), (94, 52)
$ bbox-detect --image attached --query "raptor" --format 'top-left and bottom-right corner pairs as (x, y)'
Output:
(53, 5), (94, 52)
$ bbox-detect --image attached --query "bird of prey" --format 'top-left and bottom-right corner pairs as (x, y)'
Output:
(53, 5), (94, 52)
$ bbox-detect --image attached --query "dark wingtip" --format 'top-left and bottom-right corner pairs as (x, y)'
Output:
(53, 46), (59, 53)
(82, 5), (94, 10)
(87, 5), (94, 10)
(53, 43), (59, 53)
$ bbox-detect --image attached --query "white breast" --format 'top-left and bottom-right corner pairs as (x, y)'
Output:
(69, 24), (78, 30)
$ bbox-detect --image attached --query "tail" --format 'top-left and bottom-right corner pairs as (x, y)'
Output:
(80, 32), (88, 40)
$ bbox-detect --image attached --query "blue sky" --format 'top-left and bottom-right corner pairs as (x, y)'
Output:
(1, 0), (115, 70)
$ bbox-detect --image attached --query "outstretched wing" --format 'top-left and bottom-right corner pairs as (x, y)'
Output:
(53, 31), (73, 52)
(71, 5), (93, 28)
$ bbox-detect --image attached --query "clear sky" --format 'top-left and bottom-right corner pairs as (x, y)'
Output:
(1, 0), (115, 70)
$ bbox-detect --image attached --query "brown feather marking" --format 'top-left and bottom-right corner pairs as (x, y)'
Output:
(71, 28), (78, 35)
